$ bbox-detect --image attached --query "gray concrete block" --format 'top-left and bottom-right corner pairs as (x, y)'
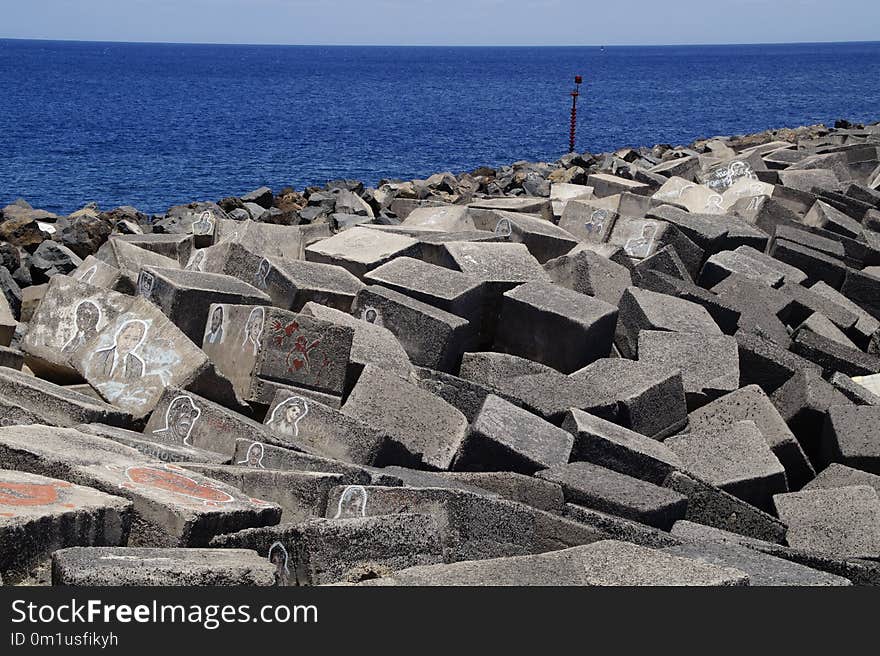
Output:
(822, 405), (880, 474)
(51, 547), (275, 586)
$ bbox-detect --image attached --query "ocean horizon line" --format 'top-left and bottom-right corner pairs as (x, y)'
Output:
(2, 36), (880, 49)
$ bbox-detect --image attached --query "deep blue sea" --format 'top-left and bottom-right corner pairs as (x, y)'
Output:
(1, 39), (879, 215)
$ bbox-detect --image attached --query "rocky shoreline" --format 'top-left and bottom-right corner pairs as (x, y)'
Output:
(1, 118), (880, 586)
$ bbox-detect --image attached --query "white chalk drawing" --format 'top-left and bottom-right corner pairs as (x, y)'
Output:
(266, 396), (309, 438)
(186, 250), (205, 272)
(333, 485), (368, 519)
(707, 160), (758, 193)
(79, 265), (98, 283)
(138, 270), (156, 297)
(237, 442), (266, 469)
(62, 300), (102, 355)
(204, 305), (225, 345)
(584, 208), (608, 236)
(624, 223), (657, 259)
(494, 218), (513, 238)
(192, 211), (215, 236)
(360, 306), (381, 326)
(241, 307), (265, 355)
(93, 319), (148, 382)
(152, 395), (201, 446)
(705, 193), (724, 212)
(268, 542), (290, 585)
(255, 258), (271, 288)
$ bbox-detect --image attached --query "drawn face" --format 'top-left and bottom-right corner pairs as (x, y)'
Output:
(75, 301), (101, 332)
(336, 486), (367, 519)
(268, 542), (289, 579)
(116, 322), (146, 354)
(642, 224), (656, 240)
(247, 308), (265, 341)
(138, 271), (155, 296)
(188, 251), (205, 271)
(166, 396), (200, 440)
(246, 443), (264, 467)
(210, 307), (224, 333)
(494, 218), (512, 237)
(257, 259), (271, 282)
(362, 307), (379, 324)
(284, 399), (307, 424)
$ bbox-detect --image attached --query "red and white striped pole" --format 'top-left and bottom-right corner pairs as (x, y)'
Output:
(569, 75), (583, 153)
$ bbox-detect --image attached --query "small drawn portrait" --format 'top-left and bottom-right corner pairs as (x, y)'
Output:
(237, 442), (266, 469)
(79, 265), (98, 284)
(360, 306), (380, 325)
(192, 211), (215, 236)
(186, 250), (205, 272)
(268, 542), (290, 586)
(584, 209), (608, 236)
(93, 319), (148, 382)
(254, 258), (271, 289)
(63, 300), (102, 355)
(204, 305), (225, 345)
(138, 270), (156, 297)
(266, 396), (308, 438)
(624, 222), (657, 259)
(705, 193), (724, 212)
(152, 395), (201, 445)
(333, 485), (368, 519)
(494, 218), (513, 238)
(241, 307), (265, 355)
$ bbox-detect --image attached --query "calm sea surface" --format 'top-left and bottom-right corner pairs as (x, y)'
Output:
(1, 40), (879, 214)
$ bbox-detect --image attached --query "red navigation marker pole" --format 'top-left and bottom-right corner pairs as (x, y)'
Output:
(569, 75), (582, 153)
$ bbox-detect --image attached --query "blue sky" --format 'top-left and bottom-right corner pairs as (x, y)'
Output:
(2, 0), (879, 46)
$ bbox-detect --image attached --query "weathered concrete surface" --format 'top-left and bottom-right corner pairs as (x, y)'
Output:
(0, 425), (280, 547)
(0, 470), (132, 585)
(358, 540), (749, 586)
(52, 547), (276, 586)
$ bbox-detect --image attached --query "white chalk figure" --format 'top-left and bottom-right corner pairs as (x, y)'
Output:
(241, 307), (265, 355)
(268, 542), (290, 586)
(237, 442), (266, 469)
(152, 395), (201, 445)
(192, 211), (215, 236)
(360, 306), (381, 325)
(79, 265), (98, 283)
(93, 319), (148, 382)
(186, 250), (205, 272)
(624, 223), (657, 259)
(266, 396), (309, 438)
(254, 258), (271, 289)
(584, 209), (608, 237)
(705, 193), (724, 212)
(138, 270), (156, 297)
(494, 218), (513, 238)
(333, 485), (368, 519)
(63, 300), (102, 355)
(204, 305), (225, 345)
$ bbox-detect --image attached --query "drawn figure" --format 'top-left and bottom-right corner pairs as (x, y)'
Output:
(93, 320), (148, 382)
(333, 485), (368, 519)
(241, 307), (265, 355)
(494, 218), (513, 238)
(268, 542), (291, 586)
(266, 396), (308, 438)
(192, 211), (215, 236)
(360, 306), (380, 325)
(63, 300), (101, 354)
(138, 270), (156, 297)
(186, 250), (205, 272)
(705, 193), (724, 212)
(237, 442), (266, 468)
(120, 464), (235, 507)
(152, 395), (201, 445)
(79, 265), (98, 283)
(624, 223), (657, 259)
(254, 258), (271, 288)
(0, 481), (70, 508)
(204, 305), (225, 345)
(269, 319), (325, 376)
(584, 209), (608, 236)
